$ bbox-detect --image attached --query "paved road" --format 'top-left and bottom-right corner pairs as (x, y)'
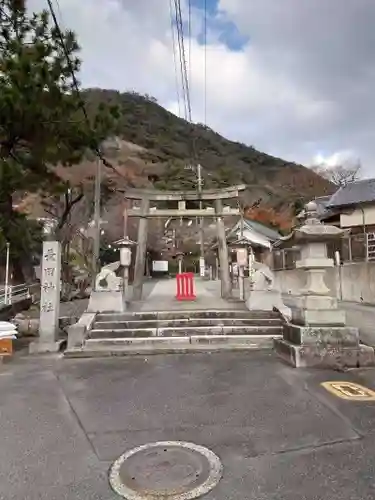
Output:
(1, 351), (375, 499)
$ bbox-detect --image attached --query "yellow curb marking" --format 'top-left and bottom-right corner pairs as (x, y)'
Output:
(321, 381), (375, 401)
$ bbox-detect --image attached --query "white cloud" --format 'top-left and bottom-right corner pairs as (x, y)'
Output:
(26, 0), (375, 176)
(313, 150), (360, 169)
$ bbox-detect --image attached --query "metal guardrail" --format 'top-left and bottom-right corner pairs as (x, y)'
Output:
(0, 283), (39, 308)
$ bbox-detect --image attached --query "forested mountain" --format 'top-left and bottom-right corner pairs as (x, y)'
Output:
(81, 89), (333, 212)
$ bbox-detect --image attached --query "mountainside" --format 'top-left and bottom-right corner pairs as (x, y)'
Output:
(20, 89), (334, 237)
(82, 89), (333, 206)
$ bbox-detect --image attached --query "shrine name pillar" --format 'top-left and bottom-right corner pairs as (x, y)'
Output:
(30, 239), (62, 353)
(215, 199), (231, 299)
(132, 198), (149, 301)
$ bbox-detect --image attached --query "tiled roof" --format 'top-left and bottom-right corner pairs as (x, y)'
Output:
(328, 178), (375, 208)
(243, 218), (281, 241)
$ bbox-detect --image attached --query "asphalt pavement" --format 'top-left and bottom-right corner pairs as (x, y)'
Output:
(1, 351), (375, 499)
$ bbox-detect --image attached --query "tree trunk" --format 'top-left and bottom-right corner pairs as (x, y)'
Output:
(12, 258), (25, 284)
(0, 188), (26, 283)
(60, 240), (73, 300)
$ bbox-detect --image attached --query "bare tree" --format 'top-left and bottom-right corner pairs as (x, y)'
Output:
(40, 185), (93, 296)
(311, 161), (362, 187)
(41, 178), (115, 296)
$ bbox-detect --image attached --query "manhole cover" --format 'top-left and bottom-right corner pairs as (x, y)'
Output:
(109, 441), (223, 499)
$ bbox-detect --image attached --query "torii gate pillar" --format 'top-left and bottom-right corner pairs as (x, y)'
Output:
(215, 199), (232, 299)
(132, 198), (149, 301)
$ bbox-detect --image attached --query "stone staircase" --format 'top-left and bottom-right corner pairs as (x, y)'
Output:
(66, 309), (284, 357)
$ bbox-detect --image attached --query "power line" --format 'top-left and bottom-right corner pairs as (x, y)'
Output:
(172, 0), (188, 120)
(173, 0), (192, 122)
(46, 1), (91, 136)
(45, 0), (126, 282)
(168, 0), (182, 118)
(45, 0), (122, 178)
(203, 0), (207, 125)
(188, 0), (192, 102)
(54, 0), (64, 24)
(170, 0), (199, 176)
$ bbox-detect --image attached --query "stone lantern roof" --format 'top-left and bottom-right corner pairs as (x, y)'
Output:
(113, 237), (137, 248)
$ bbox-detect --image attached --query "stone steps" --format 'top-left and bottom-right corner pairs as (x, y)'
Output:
(65, 309), (284, 357)
(89, 325), (283, 339)
(86, 334), (278, 347)
(95, 310), (281, 322)
(93, 317), (279, 329)
(65, 336), (277, 358)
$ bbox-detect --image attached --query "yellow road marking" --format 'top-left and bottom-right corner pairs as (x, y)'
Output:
(321, 381), (375, 401)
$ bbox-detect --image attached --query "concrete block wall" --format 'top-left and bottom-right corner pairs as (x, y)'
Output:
(274, 262), (375, 305)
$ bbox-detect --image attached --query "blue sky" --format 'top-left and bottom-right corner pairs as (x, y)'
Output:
(190, 0), (218, 14)
(188, 0), (250, 51)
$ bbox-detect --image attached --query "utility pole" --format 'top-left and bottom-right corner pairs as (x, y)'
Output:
(240, 201), (244, 238)
(239, 202), (245, 301)
(122, 200), (130, 299)
(92, 157), (102, 288)
(185, 162), (205, 275)
(197, 163), (205, 276)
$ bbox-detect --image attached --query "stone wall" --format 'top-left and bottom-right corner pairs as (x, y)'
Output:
(274, 262), (375, 305)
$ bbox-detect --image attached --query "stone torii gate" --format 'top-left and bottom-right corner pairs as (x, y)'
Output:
(126, 185), (246, 300)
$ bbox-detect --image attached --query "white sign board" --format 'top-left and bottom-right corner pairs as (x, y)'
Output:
(152, 260), (168, 272)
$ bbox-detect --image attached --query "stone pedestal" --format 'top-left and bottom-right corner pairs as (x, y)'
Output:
(246, 289), (291, 321)
(274, 201), (375, 369)
(247, 290), (274, 311)
(30, 240), (62, 354)
(87, 290), (126, 313)
(275, 335), (374, 369)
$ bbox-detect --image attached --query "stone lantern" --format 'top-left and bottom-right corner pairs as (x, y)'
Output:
(175, 251), (184, 274)
(114, 237), (137, 298)
(229, 236), (250, 260)
(274, 201), (375, 368)
(228, 237), (250, 300)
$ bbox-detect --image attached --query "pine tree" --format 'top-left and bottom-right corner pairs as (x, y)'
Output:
(0, 0), (117, 280)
